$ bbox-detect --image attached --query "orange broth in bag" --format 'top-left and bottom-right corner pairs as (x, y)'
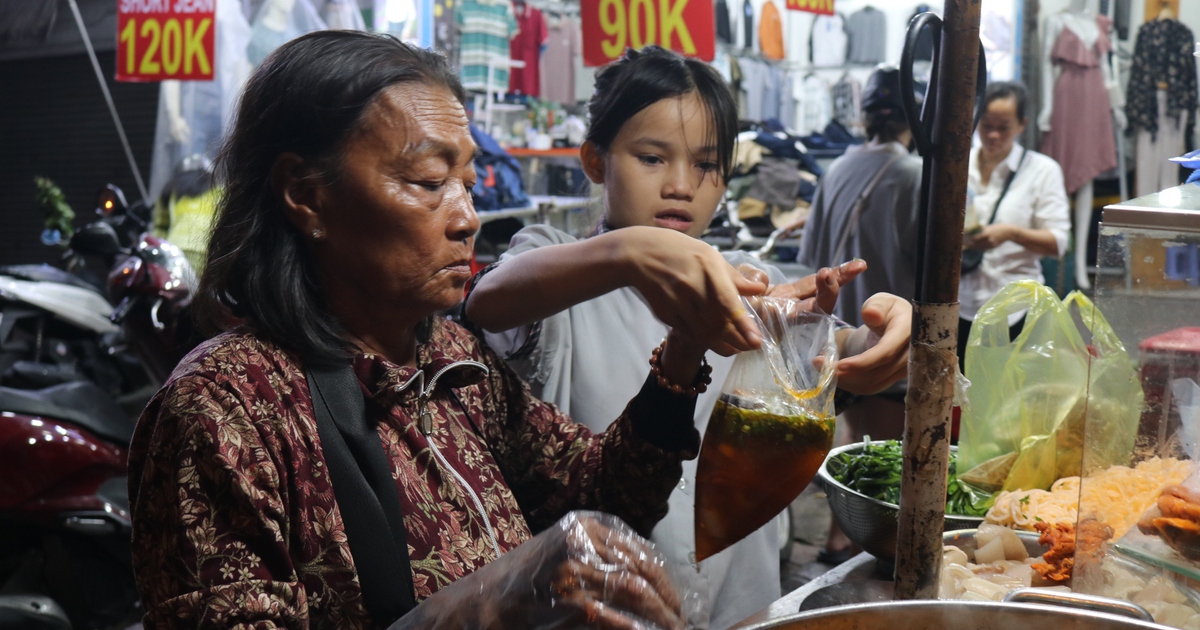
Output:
(694, 396), (836, 561)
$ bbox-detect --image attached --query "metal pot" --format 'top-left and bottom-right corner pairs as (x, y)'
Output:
(740, 598), (1165, 629)
(751, 530), (1163, 629)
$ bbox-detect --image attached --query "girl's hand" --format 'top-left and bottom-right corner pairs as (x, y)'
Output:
(766, 260), (868, 313)
(618, 227), (765, 355)
(835, 293), (911, 395)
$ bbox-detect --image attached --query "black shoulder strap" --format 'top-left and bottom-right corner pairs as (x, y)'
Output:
(981, 148), (1027, 226)
(306, 361), (416, 625)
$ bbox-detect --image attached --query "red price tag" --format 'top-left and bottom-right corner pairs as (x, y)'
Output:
(785, 0), (834, 15)
(581, 0), (715, 67)
(116, 0), (216, 82)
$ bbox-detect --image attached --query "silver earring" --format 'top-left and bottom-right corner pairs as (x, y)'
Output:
(311, 229), (325, 240)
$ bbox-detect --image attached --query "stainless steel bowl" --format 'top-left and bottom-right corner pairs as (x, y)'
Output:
(817, 441), (984, 560)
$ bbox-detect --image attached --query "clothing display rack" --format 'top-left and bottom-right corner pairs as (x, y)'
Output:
(525, 0), (578, 17)
(474, 58), (527, 135)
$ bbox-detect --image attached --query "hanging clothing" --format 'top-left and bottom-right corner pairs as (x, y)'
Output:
(830, 74), (863, 137)
(478, 225), (788, 630)
(845, 6), (887, 65)
(960, 145), (1071, 323)
(540, 15), (580, 105)
(154, 188), (220, 274)
(1125, 18), (1197, 143)
(320, 0), (365, 29)
(761, 64), (785, 122)
(779, 71), (797, 132)
(810, 13), (848, 68)
(759, 0), (784, 61)
(1105, 0), (1131, 40)
(434, 0), (461, 67)
(1038, 13), (1116, 195)
(458, 0), (519, 91)
(1135, 90), (1187, 196)
(741, 58), (769, 122)
(795, 74), (833, 136)
(715, 0), (733, 44)
(248, 0), (327, 66)
(742, 0), (754, 50)
(508, 3), (548, 96)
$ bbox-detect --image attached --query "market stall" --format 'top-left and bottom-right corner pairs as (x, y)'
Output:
(8, 0), (1200, 626)
(725, 181), (1200, 630)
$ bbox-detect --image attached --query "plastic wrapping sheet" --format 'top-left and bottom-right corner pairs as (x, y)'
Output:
(247, 0), (327, 65)
(147, 0), (254, 201)
(388, 511), (697, 629)
(320, 0), (365, 29)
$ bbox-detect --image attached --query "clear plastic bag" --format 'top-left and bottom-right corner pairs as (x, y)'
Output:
(958, 281), (1140, 493)
(694, 297), (838, 561)
(389, 511), (696, 629)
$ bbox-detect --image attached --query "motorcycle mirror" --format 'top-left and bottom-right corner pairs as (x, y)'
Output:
(95, 184), (128, 217)
(70, 222), (124, 258)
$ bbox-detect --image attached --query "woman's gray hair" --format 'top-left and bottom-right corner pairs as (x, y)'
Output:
(194, 31), (464, 364)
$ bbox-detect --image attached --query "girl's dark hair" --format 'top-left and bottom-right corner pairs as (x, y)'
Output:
(984, 81), (1028, 122)
(586, 46), (738, 184)
(195, 31), (464, 363)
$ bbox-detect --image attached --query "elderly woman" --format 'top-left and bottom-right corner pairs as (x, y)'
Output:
(126, 31), (759, 629)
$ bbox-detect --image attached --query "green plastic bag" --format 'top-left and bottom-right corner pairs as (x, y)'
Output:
(958, 281), (1141, 493)
(1063, 292), (1143, 478)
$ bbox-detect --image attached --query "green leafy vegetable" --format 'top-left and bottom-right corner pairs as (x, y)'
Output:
(827, 439), (996, 517)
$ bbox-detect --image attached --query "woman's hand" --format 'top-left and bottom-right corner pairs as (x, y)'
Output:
(965, 224), (1016, 251)
(540, 513), (684, 629)
(618, 227), (765, 355)
(835, 293), (911, 395)
(766, 260), (868, 313)
(391, 512), (685, 630)
(966, 224), (1061, 257)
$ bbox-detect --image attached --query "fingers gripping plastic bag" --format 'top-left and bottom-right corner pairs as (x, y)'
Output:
(389, 511), (699, 629)
(958, 280), (1141, 494)
(694, 297), (838, 561)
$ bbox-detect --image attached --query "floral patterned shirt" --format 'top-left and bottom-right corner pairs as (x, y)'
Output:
(128, 317), (699, 629)
(1126, 18), (1198, 139)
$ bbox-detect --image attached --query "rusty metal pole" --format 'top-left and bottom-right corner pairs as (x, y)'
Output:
(894, 0), (982, 600)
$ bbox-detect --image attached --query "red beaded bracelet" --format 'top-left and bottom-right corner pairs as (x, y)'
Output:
(648, 340), (713, 397)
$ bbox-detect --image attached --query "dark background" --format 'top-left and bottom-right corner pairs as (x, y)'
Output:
(0, 0), (159, 266)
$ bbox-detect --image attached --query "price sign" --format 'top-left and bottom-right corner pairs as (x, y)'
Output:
(785, 0), (833, 15)
(116, 0), (216, 82)
(581, 0), (714, 67)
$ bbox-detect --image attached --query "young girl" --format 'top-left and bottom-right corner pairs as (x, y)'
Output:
(466, 46), (910, 628)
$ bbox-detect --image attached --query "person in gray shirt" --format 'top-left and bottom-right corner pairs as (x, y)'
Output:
(798, 66), (922, 564)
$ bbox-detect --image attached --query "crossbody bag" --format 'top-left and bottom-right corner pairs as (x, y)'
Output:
(962, 148), (1027, 273)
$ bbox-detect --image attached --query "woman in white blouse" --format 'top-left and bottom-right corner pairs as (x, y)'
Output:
(958, 81), (1071, 364)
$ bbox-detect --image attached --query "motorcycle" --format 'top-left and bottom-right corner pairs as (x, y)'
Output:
(95, 186), (199, 384)
(0, 184), (200, 629)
